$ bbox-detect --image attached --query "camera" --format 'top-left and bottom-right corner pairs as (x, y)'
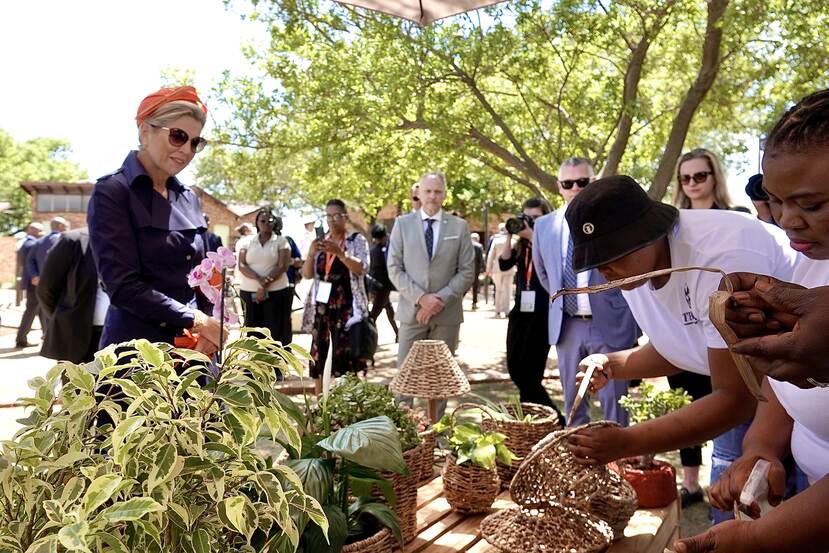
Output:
(505, 213), (534, 234)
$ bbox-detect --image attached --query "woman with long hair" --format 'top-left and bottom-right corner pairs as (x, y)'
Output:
(673, 148), (734, 210)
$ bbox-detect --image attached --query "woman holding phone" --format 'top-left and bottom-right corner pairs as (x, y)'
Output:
(301, 199), (369, 394)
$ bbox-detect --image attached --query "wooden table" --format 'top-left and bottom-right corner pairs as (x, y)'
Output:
(407, 474), (680, 553)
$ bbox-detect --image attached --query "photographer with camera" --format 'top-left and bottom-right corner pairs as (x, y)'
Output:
(499, 198), (561, 408)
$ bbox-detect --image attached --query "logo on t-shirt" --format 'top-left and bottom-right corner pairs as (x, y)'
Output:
(681, 284), (700, 326)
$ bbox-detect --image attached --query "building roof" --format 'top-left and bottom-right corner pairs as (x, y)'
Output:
(20, 182), (94, 196)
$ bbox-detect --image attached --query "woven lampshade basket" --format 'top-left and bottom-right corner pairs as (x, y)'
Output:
(341, 527), (393, 553)
(417, 428), (438, 483)
(481, 503), (613, 553)
(509, 421), (638, 539)
(480, 402), (562, 489)
(443, 453), (501, 514)
(389, 340), (470, 399)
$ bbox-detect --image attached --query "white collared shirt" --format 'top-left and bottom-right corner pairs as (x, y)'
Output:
(560, 215), (591, 315)
(420, 208), (442, 255)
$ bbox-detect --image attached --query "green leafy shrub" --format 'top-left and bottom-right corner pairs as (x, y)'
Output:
(0, 336), (326, 553)
(433, 412), (516, 471)
(310, 374), (419, 452)
(618, 382), (692, 468)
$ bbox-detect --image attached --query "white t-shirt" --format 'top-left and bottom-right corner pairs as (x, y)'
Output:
(622, 210), (797, 375)
(768, 254), (829, 485)
(236, 233), (291, 292)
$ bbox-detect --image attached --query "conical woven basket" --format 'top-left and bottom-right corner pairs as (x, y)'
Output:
(509, 421), (638, 540)
(389, 340), (470, 399)
(481, 503), (613, 553)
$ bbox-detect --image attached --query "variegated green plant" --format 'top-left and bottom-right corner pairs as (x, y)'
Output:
(0, 334), (326, 553)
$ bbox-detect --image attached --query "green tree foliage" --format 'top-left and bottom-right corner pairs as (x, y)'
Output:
(0, 129), (87, 233)
(200, 0), (829, 215)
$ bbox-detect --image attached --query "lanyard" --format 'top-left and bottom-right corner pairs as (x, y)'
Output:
(524, 245), (533, 290)
(324, 235), (345, 281)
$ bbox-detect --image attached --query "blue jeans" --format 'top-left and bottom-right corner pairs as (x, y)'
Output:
(709, 420), (752, 524)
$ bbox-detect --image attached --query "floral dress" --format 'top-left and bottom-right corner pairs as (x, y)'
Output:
(303, 233), (369, 378)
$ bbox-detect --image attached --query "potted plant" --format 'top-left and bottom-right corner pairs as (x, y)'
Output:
(474, 395), (563, 489)
(284, 416), (407, 553)
(433, 408), (517, 513)
(308, 374), (422, 543)
(617, 382), (692, 508)
(0, 336), (326, 552)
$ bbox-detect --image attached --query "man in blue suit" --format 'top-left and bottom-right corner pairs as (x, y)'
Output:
(26, 217), (69, 336)
(533, 157), (639, 426)
(15, 222), (44, 348)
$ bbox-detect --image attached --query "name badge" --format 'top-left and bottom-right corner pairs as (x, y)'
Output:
(316, 281), (333, 304)
(520, 290), (536, 312)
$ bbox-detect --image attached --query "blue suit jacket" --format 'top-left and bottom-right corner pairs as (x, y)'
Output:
(532, 208), (640, 349)
(18, 235), (38, 289)
(27, 231), (61, 281)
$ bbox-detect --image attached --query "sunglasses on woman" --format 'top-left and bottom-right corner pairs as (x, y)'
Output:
(150, 124), (208, 153)
(678, 171), (713, 185)
(560, 177), (591, 190)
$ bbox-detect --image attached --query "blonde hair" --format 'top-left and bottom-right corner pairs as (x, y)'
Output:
(672, 148), (733, 209)
(138, 101), (207, 150)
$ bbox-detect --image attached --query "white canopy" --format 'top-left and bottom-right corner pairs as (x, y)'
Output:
(336, 0), (509, 25)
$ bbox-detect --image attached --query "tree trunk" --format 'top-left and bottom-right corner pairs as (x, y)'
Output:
(648, 0), (730, 200)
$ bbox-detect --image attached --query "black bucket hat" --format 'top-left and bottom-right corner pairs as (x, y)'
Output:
(565, 175), (679, 272)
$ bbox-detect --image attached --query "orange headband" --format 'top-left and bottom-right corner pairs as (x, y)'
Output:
(135, 86), (207, 126)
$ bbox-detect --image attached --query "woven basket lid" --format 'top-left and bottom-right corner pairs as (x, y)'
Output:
(481, 503), (613, 553)
(509, 421), (627, 506)
(389, 339), (470, 399)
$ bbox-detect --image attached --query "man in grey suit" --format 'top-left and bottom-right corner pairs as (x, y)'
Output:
(533, 157), (640, 426)
(388, 172), (475, 412)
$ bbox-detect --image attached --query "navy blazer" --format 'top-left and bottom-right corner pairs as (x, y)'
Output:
(88, 151), (209, 347)
(27, 231), (61, 280)
(17, 235), (38, 289)
(532, 208), (640, 349)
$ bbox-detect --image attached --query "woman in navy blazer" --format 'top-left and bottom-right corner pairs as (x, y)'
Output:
(88, 87), (224, 354)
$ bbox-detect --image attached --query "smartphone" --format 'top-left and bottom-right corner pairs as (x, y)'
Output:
(315, 225), (325, 240)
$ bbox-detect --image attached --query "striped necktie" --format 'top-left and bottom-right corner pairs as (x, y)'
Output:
(563, 234), (578, 315)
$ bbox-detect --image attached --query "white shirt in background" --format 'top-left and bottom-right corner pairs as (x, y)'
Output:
(622, 209), (796, 375)
(768, 254), (829, 485)
(236, 233), (291, 292)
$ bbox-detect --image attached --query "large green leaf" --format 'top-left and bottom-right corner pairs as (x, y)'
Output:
(349, 499), (403, 547)
(134, 340), (164, 368)
(24, 536), (58, 553)
(217, 495), (249, 535)
(101, 497), (163, 522)
(80, 474), (122, 516)
(57, 521), (91, 553)
(147, 443), (179, 492)
(111, 416), (145, 466)
(316, 416), (406, 474)
(191, 528), (210, 553)
(283, 459), (334, 504)
(301, 504), (347, 553)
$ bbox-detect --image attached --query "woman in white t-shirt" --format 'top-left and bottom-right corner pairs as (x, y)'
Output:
(673, 89), (829, 553)
(560, 175), (797, 525)
(237, 208), (292, 346)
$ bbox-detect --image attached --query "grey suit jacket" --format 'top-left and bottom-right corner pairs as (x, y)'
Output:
(388, 211), (475, 326)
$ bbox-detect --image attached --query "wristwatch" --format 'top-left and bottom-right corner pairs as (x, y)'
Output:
(807, 377), (829, 388)
(191, 310), (207, 333)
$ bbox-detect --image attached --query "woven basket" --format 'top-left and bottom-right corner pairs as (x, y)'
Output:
(418, 428), (437, 483)
(481, 503), (613, 553)
(510, 421), (638, 539)
(442, 453), (500, 514)
(480, 402), (562, 489)
(374, 444), (420, 544)
(389, 340), (470, 400)
(341, 527), (393, 553)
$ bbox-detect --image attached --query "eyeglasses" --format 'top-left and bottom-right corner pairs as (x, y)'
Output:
(678, 171), (713, 185)
(150, 124), (208, 153)
(560, 177), (591, 190)
(324, 213), (346, 221)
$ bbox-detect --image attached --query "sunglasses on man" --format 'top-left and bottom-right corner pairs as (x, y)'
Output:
(150, 124), (208, 153)
(559, 177), (591, 190)
(678, 171), (713, 185)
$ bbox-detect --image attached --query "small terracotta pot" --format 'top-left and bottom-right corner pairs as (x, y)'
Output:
(621, 459), (677, 508)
